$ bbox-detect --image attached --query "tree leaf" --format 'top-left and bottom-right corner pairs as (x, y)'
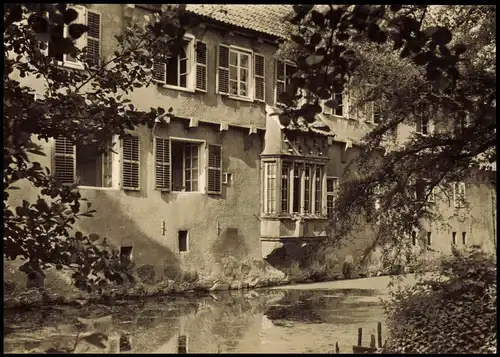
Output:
(68, 23), (88, 40)
(63, 8), (79, 24)
(306, 54), (324, 66)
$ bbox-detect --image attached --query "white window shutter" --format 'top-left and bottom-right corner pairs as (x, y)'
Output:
(195, 41), (207, 92)
(152, 60), (166, 84)
(64, 5), (87, 64)
(54, 137), (76, 184)
(254, 53), (265, 102)
(122, 136), (140, 190)
(155, 137), (171, 191)
(275, 60), (285, 104)
(207, 144), (222, 194)
(217, 44), (230, 94)
(86, 9), (101, 68)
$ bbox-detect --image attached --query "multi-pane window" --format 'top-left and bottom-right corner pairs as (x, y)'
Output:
(264, 162), (277, 214)
(154, 39), (192, 89)
(416, 117), (430, 135)
(281, 162), (290, 213)
(183, 144), (199, 192)
(293, 163), (302, 213)
(155, 139), (221, 194)
(275, 60), (297, 105)
(171, 141), (200, 192)
(314, 166), (323, 214)
(229, 50), (251, 98)
(45, 6), (101, 69)
(453, 182), (466, 208)
(304, 165), (313, 213)
(54, 137), (114, 188)
(326, 177), (338, 218)
(323, 92), (344, 116)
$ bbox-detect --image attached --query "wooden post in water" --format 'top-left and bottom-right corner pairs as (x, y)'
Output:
(377, 322), (383, 348)
(357, 328), (363, 346)
(370, 334), (376, 348)
(335, 342), (339, 354)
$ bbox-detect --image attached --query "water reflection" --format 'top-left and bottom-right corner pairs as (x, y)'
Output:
(4, 288), (387, 354)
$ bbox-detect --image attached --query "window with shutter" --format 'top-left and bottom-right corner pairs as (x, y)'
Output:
(217, 44), (230, 94)
(195, 41), (207, 92)
(122, 136), (140, 190)
(152, 60), (167, 84)
(275, 61), (297, 105)
(207, 144), (222, 194)
(86, 10), (101, 68)
(155, 137), (171, 191)
(254, 53), (265, 102)
(54, 137), (76, 184)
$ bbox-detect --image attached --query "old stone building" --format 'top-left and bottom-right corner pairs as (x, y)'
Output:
(8, 4), (496, 283)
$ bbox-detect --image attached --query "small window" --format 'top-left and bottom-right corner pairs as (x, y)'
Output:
(275, 60), (297, 105)
(411, 231), (417, 246)
(178, 230), (188, 252)
(452, 231), (457, 245)
(427, 232), (432, 246)
(120, 246), (133, 264)
(222, 172), (232, 185)
(373, 103), (382, 123)
(178, 335), (188, 354)
(462, 232), (467, 246)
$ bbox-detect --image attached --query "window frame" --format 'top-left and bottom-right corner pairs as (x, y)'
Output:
(263, 160), (278, 215)
(53, 135), (118, 190)
(228, 46), (253, 101)
(326, 176), (339, 219)
(45, 5), (97, 70)
(155, 34), (196, 93)
(322, 92), (345, 117)
(169, 137), (205, 193)
(275, 60), (297, 106)
(453, 181), (466, 208)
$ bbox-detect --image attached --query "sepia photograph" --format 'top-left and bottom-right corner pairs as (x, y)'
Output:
(3, 3), (496, 354)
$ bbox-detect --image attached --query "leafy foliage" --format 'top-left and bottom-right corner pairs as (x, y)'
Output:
(3, 4), (197, 292)
(280, 5), (496, 267)
(383, 247), (497, 353)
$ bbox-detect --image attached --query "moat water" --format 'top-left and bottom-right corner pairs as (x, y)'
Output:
(4, 287), (389, 354)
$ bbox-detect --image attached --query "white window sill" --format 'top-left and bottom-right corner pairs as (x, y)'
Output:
(415, 132), (430, 137)
(172, 191), (205, 194)
(57, 61), (85, 71)
(222, 94), (254, 103)
(161, 84), (195, 93)
(77, 186), (120, 191)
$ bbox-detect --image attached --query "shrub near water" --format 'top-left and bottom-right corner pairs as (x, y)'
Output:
(384, 247), (497, 354)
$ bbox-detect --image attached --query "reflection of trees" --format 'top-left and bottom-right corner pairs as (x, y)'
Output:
(264, 290), (383, 325)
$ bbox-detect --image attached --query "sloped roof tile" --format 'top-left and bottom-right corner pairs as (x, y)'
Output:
(185, 4), (293, 39)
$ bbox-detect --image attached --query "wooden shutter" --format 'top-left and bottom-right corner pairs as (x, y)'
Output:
(155, 137), (171, 191)
(54, 137), (76, 184)
(207, 144), (222, 194)
(152, 60), (166, 84)
(64, 5), (87, 64)
(122, 136), (140, 190)
(275, 60), (285, 104)
(254, 53), (265, 102)
(217, 44), (230, 94)
(195, 41), (207, 92)
(86, 9), (101, 68)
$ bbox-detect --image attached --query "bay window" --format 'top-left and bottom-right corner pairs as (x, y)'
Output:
(326, 177), (338, 218)
(263, 160), (327, 217)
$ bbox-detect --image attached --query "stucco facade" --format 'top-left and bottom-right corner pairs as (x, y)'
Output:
(7, 4), (496, 283)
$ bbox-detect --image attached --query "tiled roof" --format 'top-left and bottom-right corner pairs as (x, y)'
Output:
(185, 4), (294, 39)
